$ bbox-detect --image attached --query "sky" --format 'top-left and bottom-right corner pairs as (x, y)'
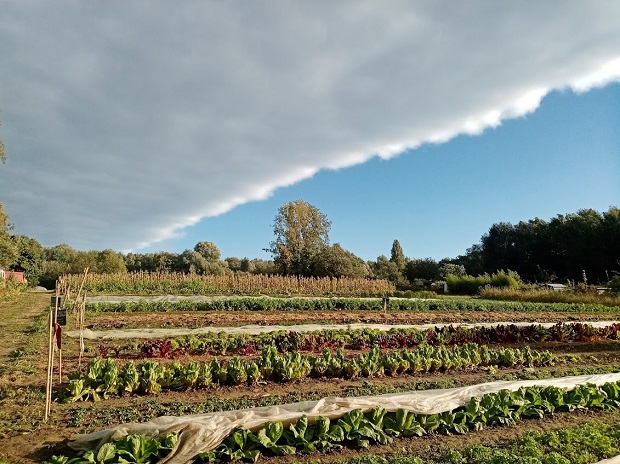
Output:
(0, 1), (619, 263)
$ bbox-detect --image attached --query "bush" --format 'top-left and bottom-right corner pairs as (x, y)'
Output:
(446, 270), (522, 295)
(609, 275), (620, 294)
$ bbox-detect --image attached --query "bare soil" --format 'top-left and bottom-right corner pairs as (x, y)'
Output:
(85, 310), (619, 329)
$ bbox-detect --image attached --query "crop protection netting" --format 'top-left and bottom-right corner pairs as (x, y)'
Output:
(595, 456), (620, 464)
(66, 320), (620, 340)
(69, 372), (620, 464)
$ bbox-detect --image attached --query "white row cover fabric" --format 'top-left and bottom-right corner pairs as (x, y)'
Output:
(69, 372), (620, 464)
(594, 456), (620, 464)
(66, 321), (620, 340)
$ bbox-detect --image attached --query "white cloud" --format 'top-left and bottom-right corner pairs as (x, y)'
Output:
(0, 1), (619, 251)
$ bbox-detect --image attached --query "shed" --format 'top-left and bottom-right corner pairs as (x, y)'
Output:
(2, 270), (26, 283)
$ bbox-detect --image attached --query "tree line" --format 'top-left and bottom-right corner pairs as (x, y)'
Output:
(0, 199), (618, 289)
(447, 207), (620, 284)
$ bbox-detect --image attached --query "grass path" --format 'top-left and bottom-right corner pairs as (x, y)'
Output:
(0, 291), (53, 463)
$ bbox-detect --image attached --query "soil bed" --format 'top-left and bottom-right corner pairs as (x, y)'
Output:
(85, 310), (620, 329)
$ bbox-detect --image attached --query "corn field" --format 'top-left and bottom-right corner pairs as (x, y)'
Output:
(59, 272), (395, 297)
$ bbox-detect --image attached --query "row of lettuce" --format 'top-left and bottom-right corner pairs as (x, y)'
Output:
(48, 381), (620, 463)
(121, 322), (620, 358)
(84, 297), (620, 313)
(67, 344), (557, 401)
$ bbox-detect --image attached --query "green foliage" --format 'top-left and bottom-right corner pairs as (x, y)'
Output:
(267, 200), (331, 276)
(8, 235), (43, 286)
(198, 381), (620, 463)
(405, 258), (442, 282)
(43, 432), (178, 464)
(456, 207), (620, 283)
(609, 275), (620, 294)
(0, 202), (17, 269)
(85, 295), (620, 313)
(65, 344), (558, 401)
(372, 255), (406, 284)
(313, 243), (371, 278)
(446, 270), (522, 295)
(194, 241), (221, 262)
(390, 240), (406, 271)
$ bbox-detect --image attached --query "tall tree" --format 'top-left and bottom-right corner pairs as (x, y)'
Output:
(267, 200), (331, 276)
(313, 243), (370, 278)
(389, 239), (406, 270)
(405, 258), (441, 281)
(194, 241), (221, 262)
(371, 255), (404, 283)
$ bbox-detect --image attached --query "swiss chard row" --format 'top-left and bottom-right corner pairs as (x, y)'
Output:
(44, 432), (178, 464)
(124, 322), (620, 358)
(67, 344), (557, 401)
(46, 409), (620, 464)
(201, 381), (620, 463)
(85, 296), (620, 313)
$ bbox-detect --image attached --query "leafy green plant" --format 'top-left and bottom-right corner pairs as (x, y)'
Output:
(44, 432), (178, 464)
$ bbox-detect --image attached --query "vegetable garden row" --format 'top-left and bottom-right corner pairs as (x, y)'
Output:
(95, 322), (620, 358)
(84, 296), (620, 313)
(51, 378), (620, 463)
(67, 344), (558, 401)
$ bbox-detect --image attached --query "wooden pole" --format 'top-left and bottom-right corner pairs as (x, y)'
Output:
(54, 290), (62, 383)
(78, 292), (86, 368)
(44, 308), (53, 422)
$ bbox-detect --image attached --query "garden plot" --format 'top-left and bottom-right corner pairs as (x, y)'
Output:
(67, 320), (620, 340)
(85, 309), (620, 330)
(4, 290), (620, 464)
(66, 373), (620, 464)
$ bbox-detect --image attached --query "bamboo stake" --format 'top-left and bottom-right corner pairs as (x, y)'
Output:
(73, 267), (89, 319)
(55, 289), (62, 384)
(78, 293), (86, 368)
(44, 308), (53, 422)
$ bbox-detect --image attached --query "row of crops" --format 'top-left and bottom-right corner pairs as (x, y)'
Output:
(84, 296), (620, 313)
(37, 274), (620, 464)
(61, 272), (395, 297)
(50, 379), (620, 463)
(202, 382), (620, 463)
(121, 322), (620, 358)
(67, 344), (558, 401)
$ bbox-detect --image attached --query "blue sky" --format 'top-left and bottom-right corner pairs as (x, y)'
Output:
(154, 84), (620, 262)
(1, 2), (619, 259)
